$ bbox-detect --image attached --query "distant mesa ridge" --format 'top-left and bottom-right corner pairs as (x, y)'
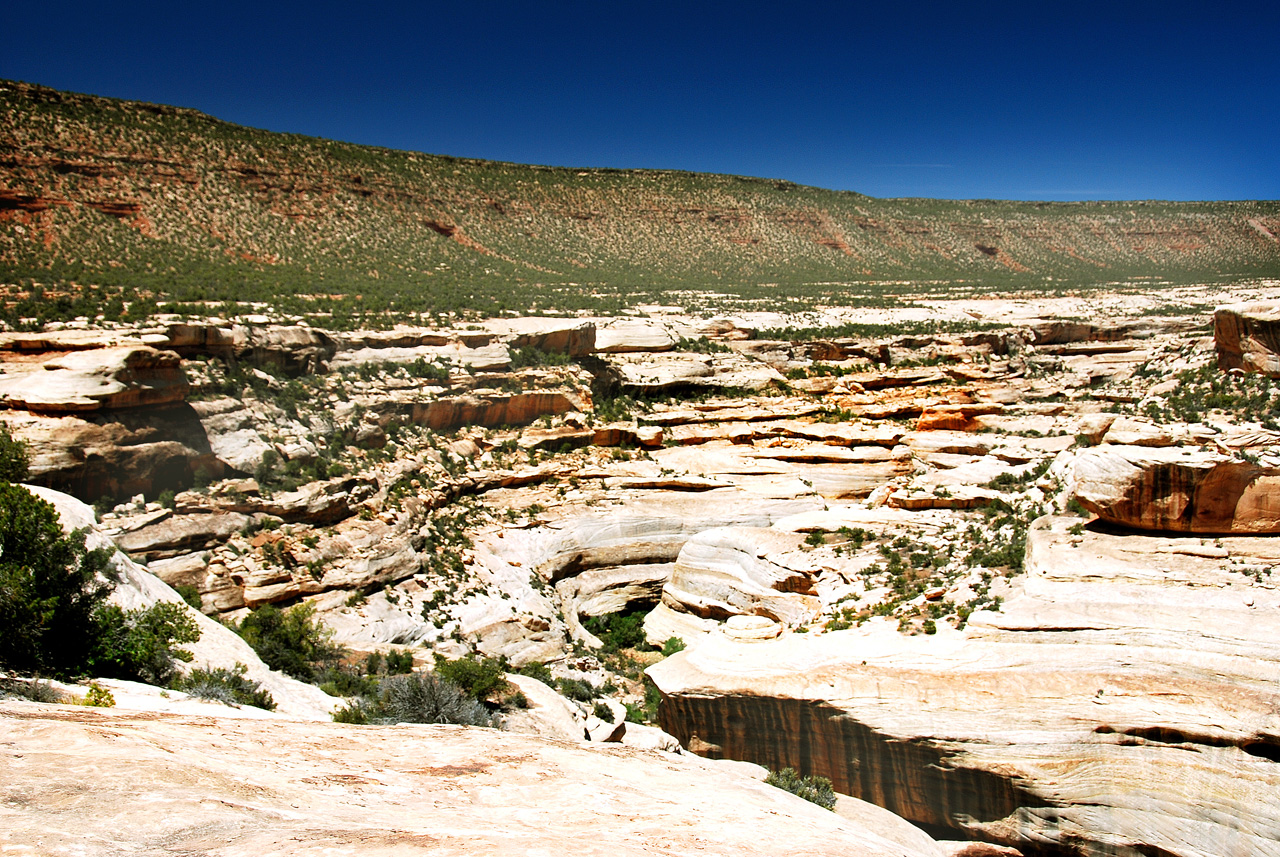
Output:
(1, 79), (1278, 315)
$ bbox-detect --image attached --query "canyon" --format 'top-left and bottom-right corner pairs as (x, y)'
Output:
(4, 80), (1280, 857)
(3, 282), (1280, 855)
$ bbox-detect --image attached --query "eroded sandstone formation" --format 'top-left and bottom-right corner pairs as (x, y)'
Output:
(1215, 302), (1280, 376)
(1071, 445), (1280, 533)
(648, 515), (1280, 857)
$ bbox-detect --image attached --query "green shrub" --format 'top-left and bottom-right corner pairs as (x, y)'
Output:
(433, 654), (507, 702)
(581, 609), (650, 652)
(174, 584), (203, 610)
(379, 672), (495, 727)
(660, 637), (686, 657)
(765, 767), (837, 811)
(514, 661), (554, 685)
(384, 648), (414, 674)
(316, 664), (379, 698)
(80, 681), (115, 707)
(236, 603), (345, 683)
(332, 698), (374, 724)
(0, 425), (29, 481)
(0, 676), (67, 703)
(556, 677), (600, 701)
(92, 601), (201, 686)
(175, 664), (275, 710)
(0, 482), (115, 677)
(591, 700), (615, 723)
(625, 679), (663, 724)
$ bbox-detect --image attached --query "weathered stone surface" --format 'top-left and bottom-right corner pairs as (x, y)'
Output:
(331, 341), (510, 371)
(652, 527), (821, 634)
(0, 346), (187, 412)
(115, 511), (253, 559)
(612, 351), (785, 391)
(165, 322), (336, 375)
(594, 318), (678, 352)
(0, 703), (935, 857)
(1, 405), (224, 500)
(501, 673), (587, 741)
(1072, 445), (1280, 533)
(916, 403), (1004, 431)
(1214, 302), (1280, 376)
(371, 390), (588, 431)
(237, 476), (376, 524)
(648, 515), (1280, 857)
(482, 317), (597, 356)
(887, 485), (1001, 510)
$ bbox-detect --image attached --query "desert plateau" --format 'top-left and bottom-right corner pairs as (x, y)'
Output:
(2, 79), (1280, 857)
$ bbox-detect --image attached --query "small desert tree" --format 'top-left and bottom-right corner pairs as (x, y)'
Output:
(0, 481), (202, 682)
(0, 482), (115, 676)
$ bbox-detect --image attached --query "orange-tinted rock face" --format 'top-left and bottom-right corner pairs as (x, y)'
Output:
(1215, 303), (1280, 377)
(1072, 446), (1280, 533)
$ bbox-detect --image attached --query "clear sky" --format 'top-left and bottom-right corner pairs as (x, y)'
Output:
(3, 0), (1276, 201)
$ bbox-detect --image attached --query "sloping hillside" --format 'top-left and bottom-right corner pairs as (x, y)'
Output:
(2, 80), (1278, 322)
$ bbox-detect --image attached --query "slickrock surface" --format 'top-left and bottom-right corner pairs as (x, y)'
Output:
(647, 515), (1280, 857)
(0, 703), (934, 857)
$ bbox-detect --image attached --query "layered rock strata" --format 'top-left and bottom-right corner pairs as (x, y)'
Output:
(647, 516), (1280, 857)
(1214, 303), (1280, 377)
(1072, 445), (1280, 533)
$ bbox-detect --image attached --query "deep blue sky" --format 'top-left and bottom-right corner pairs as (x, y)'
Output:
(3, 1), (1277, 201)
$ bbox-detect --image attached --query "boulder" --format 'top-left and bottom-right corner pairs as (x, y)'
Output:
(915, 403), (1004, 431)
(1214, 302), (1280, 376)
(501, 673), (586, 741)
(0, 346), (188, 412)
(1072, 445), (1280, 533)
(114, 511), (253, 560)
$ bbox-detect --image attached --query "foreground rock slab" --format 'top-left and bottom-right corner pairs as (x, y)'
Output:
(0, 704), (934, 857)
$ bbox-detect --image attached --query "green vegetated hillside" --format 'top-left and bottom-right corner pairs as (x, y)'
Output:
(2, 79), (1279, 323)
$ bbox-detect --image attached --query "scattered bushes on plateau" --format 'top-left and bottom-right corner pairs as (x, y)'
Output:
(765, 767), (837, 811)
